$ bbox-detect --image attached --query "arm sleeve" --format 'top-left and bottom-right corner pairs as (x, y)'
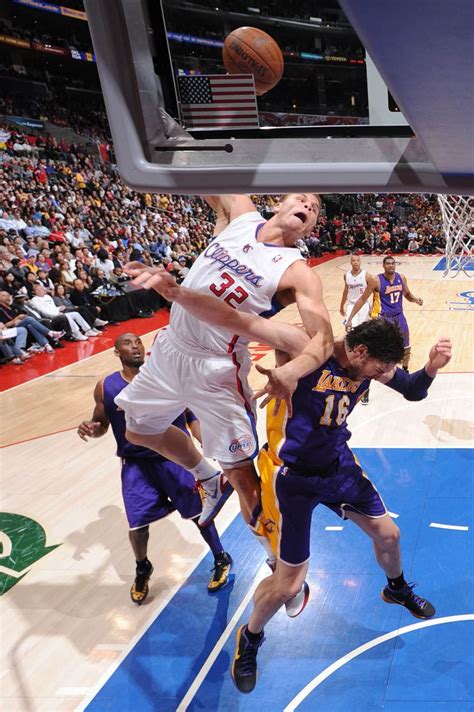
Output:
(385, 367), (434, 401)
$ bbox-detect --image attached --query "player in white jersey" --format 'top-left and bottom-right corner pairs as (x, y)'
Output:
(340, 254), (371, 327)
(340, 254), (372, 403)
(116, 194), (333, 602)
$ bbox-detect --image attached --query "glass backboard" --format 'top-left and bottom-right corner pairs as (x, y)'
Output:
(84, 0), (474, 195)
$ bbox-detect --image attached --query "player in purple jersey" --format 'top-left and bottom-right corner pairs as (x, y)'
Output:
(77, 333), (232, 603)
(141, 279), (452, 694)
(346, 255), (423, 370)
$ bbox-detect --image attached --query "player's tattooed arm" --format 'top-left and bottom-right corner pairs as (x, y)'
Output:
(77, 379), (110, 440)
(401, 274), (423, 305)
(346, 274), (378, 330)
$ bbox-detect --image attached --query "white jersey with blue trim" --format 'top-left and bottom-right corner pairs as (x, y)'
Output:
(345, 269), (368, 304)
(168, 211), (304, 356)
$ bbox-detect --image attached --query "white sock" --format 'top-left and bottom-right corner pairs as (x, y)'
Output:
(189, 458), (219, 482)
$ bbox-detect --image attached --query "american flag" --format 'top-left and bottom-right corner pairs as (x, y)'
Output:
(178, 74), (259, 129)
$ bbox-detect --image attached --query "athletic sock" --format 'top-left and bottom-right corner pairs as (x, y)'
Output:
(189, 458), (220, 481)
(246, 625), (264, 641)
(192, 517), (223, 557)
(136, 557), (151, 573)
(387, 572), (406, 591)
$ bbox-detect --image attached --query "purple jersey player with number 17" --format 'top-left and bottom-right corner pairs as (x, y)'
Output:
(346, 255), (423, 370)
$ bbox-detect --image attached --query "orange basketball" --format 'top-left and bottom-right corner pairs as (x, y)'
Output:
(222, 26), (284, 96)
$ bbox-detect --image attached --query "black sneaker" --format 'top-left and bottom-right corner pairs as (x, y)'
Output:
(130, 561), (154, 604)
(381, 582), (435, 619)
(231, 624), (264, 693)
(208, 552), (233, 592)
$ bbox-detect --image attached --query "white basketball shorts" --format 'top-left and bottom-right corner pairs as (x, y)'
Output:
(115, 329), (258, 465)
(344, 302), (370, 327)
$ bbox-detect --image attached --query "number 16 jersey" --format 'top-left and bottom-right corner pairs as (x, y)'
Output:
(168, 211), (304, 357)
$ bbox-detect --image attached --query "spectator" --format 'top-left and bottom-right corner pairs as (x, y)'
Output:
(29, 283), (98, 341)
(408, 235), (420, 253)
(0, 291), (63, 352)
(69, 278), (108, 326)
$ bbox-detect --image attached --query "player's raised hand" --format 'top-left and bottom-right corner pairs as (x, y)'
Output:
(252, 363), (297, 418)
(77, 420), (102, 441)
(426, 337), (452, 374)
(133, 269), (180, 300)
(123, 261), (160, 278)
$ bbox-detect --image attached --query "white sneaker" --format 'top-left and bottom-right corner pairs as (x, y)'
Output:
(84, 329), (100, 336)
(28, 344), (43, 352)
(266, 559), (310, 618)
(73, 333), (88, 341)
(44, 343), (54, 353)
(94, 318), (108, 326)
(198, 473), (233, 527)
(49, 330), (65, 339)
(285, 581), (310, 618)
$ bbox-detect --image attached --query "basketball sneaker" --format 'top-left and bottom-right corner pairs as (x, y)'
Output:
(198, 473), (234, 527)
(231, 624), (264, 694)
(266, 559), (310, 618)
(130, 560), (153, 604)
(381, 582), (435, 619)
(208, 552), (233, 592)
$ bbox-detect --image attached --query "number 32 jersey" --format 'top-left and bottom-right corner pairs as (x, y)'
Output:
(168, 211), (303, 356)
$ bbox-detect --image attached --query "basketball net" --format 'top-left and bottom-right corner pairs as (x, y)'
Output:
(437, 195), (474, 277)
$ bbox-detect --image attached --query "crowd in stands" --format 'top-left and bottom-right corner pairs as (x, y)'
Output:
(0, 119), (445, 367)
(1, 91), (110, 144)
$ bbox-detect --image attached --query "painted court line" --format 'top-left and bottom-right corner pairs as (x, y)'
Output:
(430, 522), (469, 531)
(387, 511), (399, 518)
(284, 614), (474, 711)
(176, 564), (267, 711)
(76, 509), (240, 712)
(325, 526), (344, 531)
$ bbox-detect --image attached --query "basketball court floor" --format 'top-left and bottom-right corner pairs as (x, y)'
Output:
(1, 254), (473, 711)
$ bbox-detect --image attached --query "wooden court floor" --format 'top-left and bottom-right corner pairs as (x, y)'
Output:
(1, 255), (473, 711)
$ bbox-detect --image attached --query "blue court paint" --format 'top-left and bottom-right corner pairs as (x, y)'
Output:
(434, 257), (474, 271)
(87, 448), (474, 711)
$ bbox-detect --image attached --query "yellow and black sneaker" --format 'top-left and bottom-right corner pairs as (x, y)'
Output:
(231, 624), (264, 693)
(208, 552), (233, 592)
(130, 560), (153, 604)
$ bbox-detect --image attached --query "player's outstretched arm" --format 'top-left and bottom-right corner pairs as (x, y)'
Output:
(251, 261), (333, 417)
(129, 268), (310, 357)
(339, 277), (348, 317)
(346, 275), (378, 329)
(204, 194), (257, 226)
(77, 380), (110, 441)
(377, 337), (452, 400)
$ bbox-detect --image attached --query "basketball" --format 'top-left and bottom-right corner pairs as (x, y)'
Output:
(222, 26), (284, 96)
